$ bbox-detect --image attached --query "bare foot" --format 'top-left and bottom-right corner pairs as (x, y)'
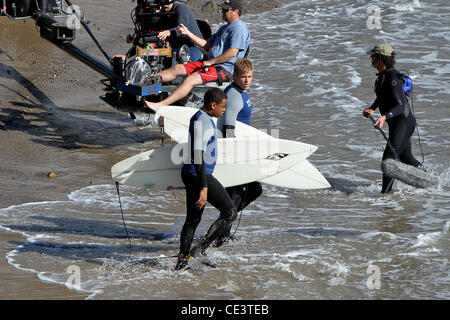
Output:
(143, 99), (162, 113)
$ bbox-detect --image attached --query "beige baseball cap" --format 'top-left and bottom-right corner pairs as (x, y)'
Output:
(367, 43), (394, 56)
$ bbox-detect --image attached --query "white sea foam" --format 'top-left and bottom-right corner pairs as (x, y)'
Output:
(412, 220), (449, 249)
(393, 0), (421, 11)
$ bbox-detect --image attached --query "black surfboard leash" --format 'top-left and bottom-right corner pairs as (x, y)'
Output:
(115, 182), (132, 259)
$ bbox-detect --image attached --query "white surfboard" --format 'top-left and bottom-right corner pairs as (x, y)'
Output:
(111, 137), (317, 191)
(260, 160), (330, 189)
(154, 106), (273, 142)
(154, 106), (330, 189)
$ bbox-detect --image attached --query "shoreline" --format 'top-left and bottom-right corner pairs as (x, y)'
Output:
(187, 0), (288, 25)
(0, 0), (285, 300)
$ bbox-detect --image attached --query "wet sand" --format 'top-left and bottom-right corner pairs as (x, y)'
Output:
(0, 0), (286, 300)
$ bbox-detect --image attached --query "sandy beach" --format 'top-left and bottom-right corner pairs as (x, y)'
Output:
(0, 0), (286, 300)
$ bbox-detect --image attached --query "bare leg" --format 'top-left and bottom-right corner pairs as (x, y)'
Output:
(156, 63), (188, 83)
(144, 72), (203, 112)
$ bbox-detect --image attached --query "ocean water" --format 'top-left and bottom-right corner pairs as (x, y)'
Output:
(0, 0), (449, 299)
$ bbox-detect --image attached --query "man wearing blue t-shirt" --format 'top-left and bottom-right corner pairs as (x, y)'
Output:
(145, 0), (250, 112)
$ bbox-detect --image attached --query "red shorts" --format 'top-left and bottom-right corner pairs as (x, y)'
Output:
(183, 61), (231, 84)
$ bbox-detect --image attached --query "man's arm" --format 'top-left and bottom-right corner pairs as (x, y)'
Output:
(192, 119), (210, 209)
(204, 48), (239, 66)
(193, 150), (208, 189)
(177, 24), (209, 50)
(193, 150), (208, 208)
(221, 88), (244, 138)
(223, 125), (235, 138)
(384, 73), (407, 120)
(177, 24), (240, 64)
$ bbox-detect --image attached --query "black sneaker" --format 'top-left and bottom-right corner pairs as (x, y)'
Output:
(189, 244), (207, 258)
(174, 255), (191, 271)
(213, 237), (228, 248)
(213, 233), (237, 248)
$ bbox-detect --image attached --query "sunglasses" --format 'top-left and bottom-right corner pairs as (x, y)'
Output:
(221, 8), (233, 13)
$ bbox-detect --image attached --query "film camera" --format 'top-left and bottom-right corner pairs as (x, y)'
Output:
(2, 0), (61, 17)
(126, 0), (178, 76)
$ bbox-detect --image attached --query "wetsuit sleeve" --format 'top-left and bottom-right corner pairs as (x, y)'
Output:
(222, 88), (243, 138)
(193, 151), (208, 188)
(384, 73), (407, 120)
(192, 120), (208, 188)
(224, 89), (243, 125)
(370, 97), (380, 111)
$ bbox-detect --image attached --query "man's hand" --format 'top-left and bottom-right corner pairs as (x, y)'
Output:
(111, 54), (126, 62)
(363, 108), (374, 118)
(203, 60), (214, 67)
(195, 188), (208, 209)
(177, 24), (190, 36)
(373, 115), (386, 129)
(158, 30), (171, 41)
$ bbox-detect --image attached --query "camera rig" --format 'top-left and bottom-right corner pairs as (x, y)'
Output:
(0, 0), (175, 104)
(1, 0), (213, 108)
(122, 0), (178, 84)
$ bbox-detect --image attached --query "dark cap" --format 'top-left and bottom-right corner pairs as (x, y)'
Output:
(218, 0), (243, 11)
(157, 0), (175, 5)
(367, 43), (394, 56)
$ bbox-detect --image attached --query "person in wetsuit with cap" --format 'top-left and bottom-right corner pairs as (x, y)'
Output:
(363, 43), (422, 193)
(214, 58), (262, 247)
(176, 88), (237, 271)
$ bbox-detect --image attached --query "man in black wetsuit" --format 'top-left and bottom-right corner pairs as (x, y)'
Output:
(363, 43), (422, 193)
(176, 88), (237, 270)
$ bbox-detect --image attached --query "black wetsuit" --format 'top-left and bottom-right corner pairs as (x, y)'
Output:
(369, 68), (421, 193)
(178, 110), (237, 264)
(180, 173), (237, 256)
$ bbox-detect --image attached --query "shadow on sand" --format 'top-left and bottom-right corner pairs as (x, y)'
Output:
(0, 61), (160, 149)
